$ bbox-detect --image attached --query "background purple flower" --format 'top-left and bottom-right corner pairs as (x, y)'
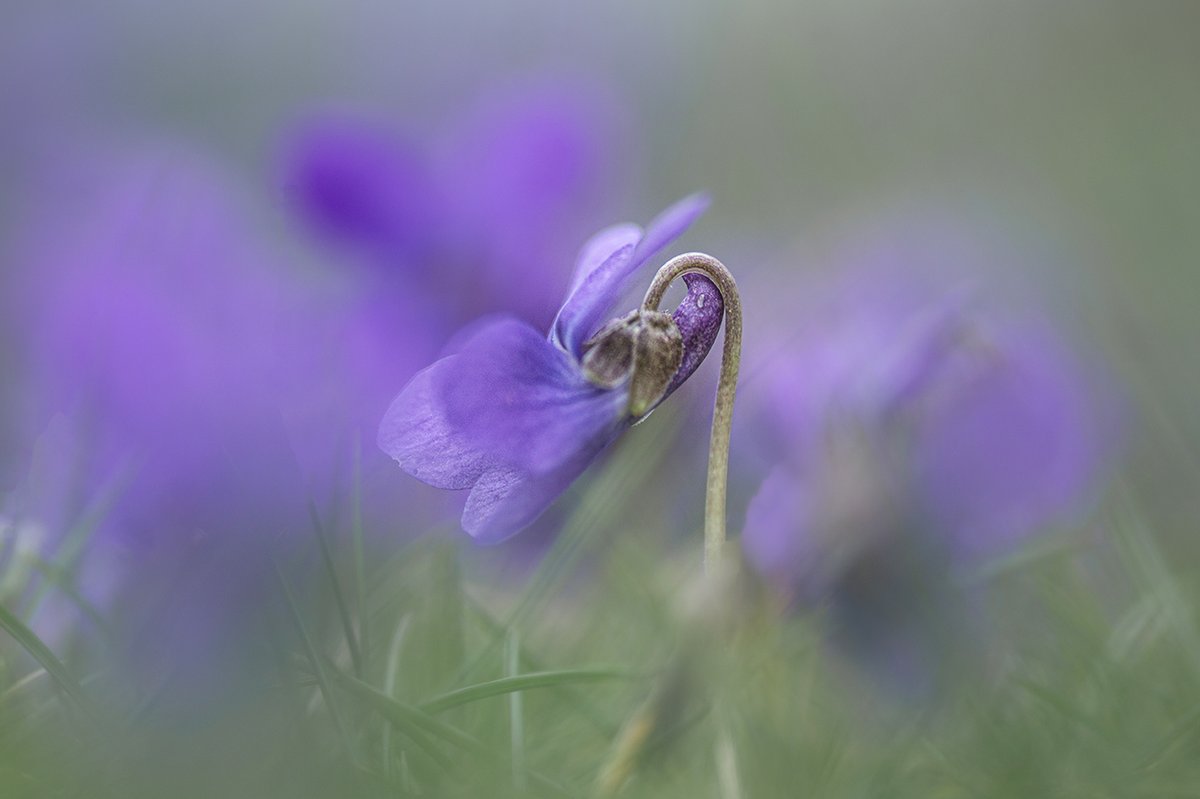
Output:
(282, 113), (444, 264)
(739, 221), (1116, 693)
(909, 320), (1107, 559)
(3, 142), (320, 687)
(379, 195), (720, 542)
(281, 77), (632, 329)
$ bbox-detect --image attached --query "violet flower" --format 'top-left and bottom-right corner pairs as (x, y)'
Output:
(277, 80), (631, 479)
(5, 145), (318, 679)
(740, 237), (1113, 693)
(379, 195), (723, 542)
(281, 114), (444, 266)
(281, 78), (628, 327)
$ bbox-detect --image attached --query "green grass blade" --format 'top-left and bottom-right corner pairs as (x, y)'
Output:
(0, 668), (46, 709)
(1112, 478), (1200, 671)
(273, 564), (358, 764)
(335, 669), (485, 752)
(1139, 701), (1200, 770)
(506, 630), (527, 794)
(463, 595), (619, 735)
(29, 559), (114, 644)
(25, 462), (129, 621)
(419, 668), (635, 715)
(381, 614), (412, 778)
(351, 439), (371, 671)
(335, 671), (572, 798)
(335, 669), (493, 784)
(0, 602), (94, 719)
(308, 500), (363, 677)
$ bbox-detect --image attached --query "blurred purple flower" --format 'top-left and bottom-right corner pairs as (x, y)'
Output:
(280, 78), (630, 327)
(440, 80), (628, 323)
(281, 115), (444, 264)
(5, 144), (319, 682)
(379, 195), (720, 542)
(740, 230), (1114, 693)
(20, 149), (299, 498)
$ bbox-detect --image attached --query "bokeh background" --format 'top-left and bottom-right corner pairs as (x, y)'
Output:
(3, 2), (1200, 797)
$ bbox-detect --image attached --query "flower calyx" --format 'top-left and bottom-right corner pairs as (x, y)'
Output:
(581, 309), (684, 418)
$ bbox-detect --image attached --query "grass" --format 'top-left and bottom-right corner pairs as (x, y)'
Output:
(3, 422), (1200, 798)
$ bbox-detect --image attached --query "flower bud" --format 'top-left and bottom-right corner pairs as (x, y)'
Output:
(579, 312), (637, 389)
(581, 309), (683, 418)
(628, 311), (683, 417)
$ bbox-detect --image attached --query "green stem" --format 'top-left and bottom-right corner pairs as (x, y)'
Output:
(642, 252), (742, 574)
(594, 254), (743, 796)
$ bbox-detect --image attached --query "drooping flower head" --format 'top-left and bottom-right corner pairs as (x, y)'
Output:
(379, 194), (723, 542)
(277, 79), (632, 487)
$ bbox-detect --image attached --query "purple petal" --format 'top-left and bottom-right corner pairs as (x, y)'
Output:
(440, 317), (627, 474)
(629, 192), (711, 267)
(462, 437), (617, 543)
(553, 193), (709, 358)
(564, 223), (643, 298)
(665, 273), (724, 396)
(437, 79), (629, 322)
(281, 112), (440, 260)
(379, 316), (630, 541)
(444, 80), (624, 230)
(551, 243), (635, 356)
(377, 357), (492, 490)
(742, 465), (814, 598)
(912, 323), (1106, 557)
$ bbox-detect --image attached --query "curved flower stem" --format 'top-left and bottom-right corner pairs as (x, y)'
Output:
(642, 252), (742, 575)
(594, 254), (742, 797)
